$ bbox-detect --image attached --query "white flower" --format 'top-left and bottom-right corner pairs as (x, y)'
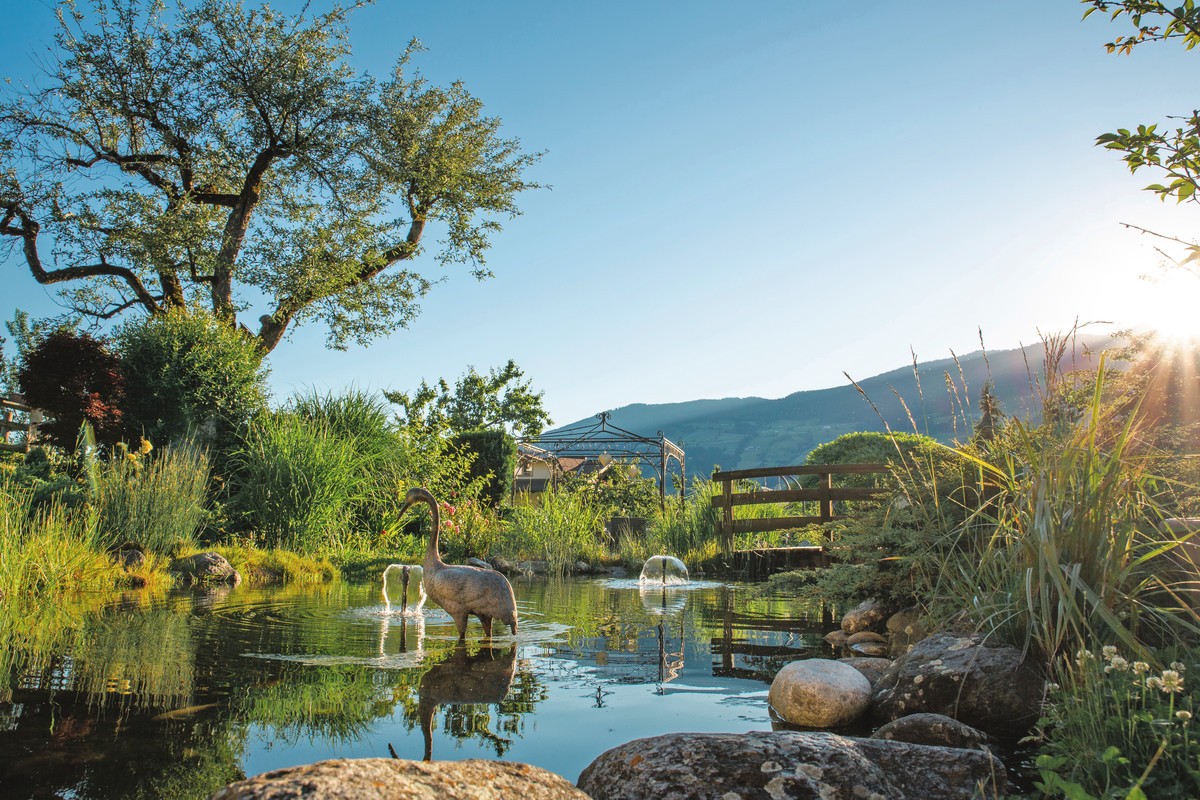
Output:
(1109, 656), (1129, 672)
(1160, 670), (1185, 694)
(1147, 676), (1164, 691)
(1171, 662), (1187, 672)
(1177, 710), (1193, 722)
(1076, 649), (1095, 665)
(1102, 645), (1119, 661)
(1133, 662), (1151, 675)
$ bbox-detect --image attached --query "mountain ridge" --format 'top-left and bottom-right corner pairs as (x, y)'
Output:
(549, 337), (1113, 477)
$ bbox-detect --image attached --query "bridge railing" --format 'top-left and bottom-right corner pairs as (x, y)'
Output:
(710, 463), (890, 554)
(0, 393), (43, 454)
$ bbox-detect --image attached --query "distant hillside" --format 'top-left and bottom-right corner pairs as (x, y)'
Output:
(551, 338), (1113, 478)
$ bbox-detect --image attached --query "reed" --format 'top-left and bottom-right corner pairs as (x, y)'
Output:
(920, 367), (1197, 663)
(503, 486), (607, 575)
(92, 439), (211, 555)
(229, 412), (372, 552)
(0, 478), (118, 600)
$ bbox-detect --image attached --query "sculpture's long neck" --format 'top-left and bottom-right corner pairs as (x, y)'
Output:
(422, 495), (446, 570)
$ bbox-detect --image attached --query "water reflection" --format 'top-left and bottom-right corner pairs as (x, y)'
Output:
(417, 644), (516, 760)
(0, 578), (833, 799)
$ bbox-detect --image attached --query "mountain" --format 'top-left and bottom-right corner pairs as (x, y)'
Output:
(549, 338), (1112, 478)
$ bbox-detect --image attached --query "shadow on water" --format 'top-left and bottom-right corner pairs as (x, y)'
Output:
(0, 578), (835, 798)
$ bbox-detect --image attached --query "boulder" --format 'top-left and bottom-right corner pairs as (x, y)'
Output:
(466, 557), (493, 570)
(871, 713), (994, 751)
(768, 659), (871, 728)
(848, 641), (890, 658)
(840, 598), (889, 634)
(491, 556), (515, 574)
(846, 631), (887, 645)
(871, 633), (1043, 738)
(839, 657), (894, 688)
(576, 731), (1006, 800)
(211, 757), (588, 800)
(169, 552), (241, 586)
(113, 546), (146, 570)
(823, 630), (849, 648)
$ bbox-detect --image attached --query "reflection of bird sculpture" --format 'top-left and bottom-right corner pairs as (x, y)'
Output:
(400, 487), (518, 640)
(418, 643), (516, 761)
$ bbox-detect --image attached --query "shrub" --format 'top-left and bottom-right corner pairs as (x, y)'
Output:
(116, 309), (269, 449)
(18, 331), (127, 447)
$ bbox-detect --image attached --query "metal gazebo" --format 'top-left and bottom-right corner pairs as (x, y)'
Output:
(521, 412), (685, 508)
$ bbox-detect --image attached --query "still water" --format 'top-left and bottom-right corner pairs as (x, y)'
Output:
(0, 577), (835, 799)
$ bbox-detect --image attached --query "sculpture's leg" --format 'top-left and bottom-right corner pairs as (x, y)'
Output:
(478, 615), (493, 639)
(400, 567), (409, 615)
(451, 612), (469, 640)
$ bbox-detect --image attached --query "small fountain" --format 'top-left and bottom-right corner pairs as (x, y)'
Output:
(638, 555), (689, 586)
(382, 564), (427, 615)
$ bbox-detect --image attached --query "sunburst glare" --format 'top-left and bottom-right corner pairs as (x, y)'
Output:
(1129, 269), (1200, 347)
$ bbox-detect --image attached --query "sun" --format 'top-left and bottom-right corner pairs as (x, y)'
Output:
(1126, 269), (1200, 347)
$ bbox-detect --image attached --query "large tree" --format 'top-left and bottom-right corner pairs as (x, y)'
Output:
(385, 359), (552, 439)
(0, 0), (540, 352)
(1085, 2), (1200, 224)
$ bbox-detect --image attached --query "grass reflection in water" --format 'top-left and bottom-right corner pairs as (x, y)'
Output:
(0, 577), (831, 799)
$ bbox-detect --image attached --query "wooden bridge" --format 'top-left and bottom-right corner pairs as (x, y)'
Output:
(0, 394), (41, 453)
(710, 463), (890, 579)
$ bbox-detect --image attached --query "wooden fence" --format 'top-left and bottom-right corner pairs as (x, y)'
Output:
(710, 463), (890, 554)
(0, 394), (42, 453)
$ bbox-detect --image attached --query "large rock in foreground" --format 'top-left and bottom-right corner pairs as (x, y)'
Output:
(769, 659), (871, 727)
(577, 731), (1006, 800)
(871, 633), (1043, 738)
(210, 758), (588, 799)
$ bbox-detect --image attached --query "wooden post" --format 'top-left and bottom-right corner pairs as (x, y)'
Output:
(721, 477), (734, 556)
(819, 471), (833, 523)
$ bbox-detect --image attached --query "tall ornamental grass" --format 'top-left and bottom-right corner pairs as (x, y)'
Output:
(504, 486), (606, 575)
(618, 478), (723, 565)
(920, 368), (1197, 664)
(0, 478), (116, 599)
(229, 412), (372, 552)
(92, 439), (211, 555)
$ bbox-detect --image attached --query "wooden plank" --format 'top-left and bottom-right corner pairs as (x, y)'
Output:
(712, 463), (888, 481)
(711, 486), (887, 507)
(730, 515), (839, 533)
(0, 442), (27, 453)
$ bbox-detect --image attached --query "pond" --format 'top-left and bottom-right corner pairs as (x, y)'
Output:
(0, 576), (837, 799)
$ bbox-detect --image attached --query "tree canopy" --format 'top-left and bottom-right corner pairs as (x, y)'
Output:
(385, 359), (552, 439)
(1085, 2), (1200, 215)
(0, 0), (541, 352)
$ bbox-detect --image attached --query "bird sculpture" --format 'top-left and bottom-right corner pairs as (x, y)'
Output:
(399, 487), (518, 639)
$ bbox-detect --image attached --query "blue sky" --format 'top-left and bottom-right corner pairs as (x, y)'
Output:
(1, 1), (1198, 426)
